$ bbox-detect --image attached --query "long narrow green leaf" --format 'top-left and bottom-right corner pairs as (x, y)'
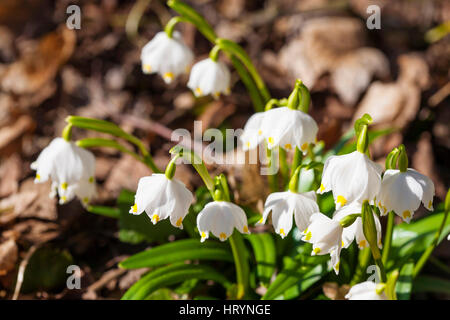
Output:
(412, 275), (450, 295)
(396, 261), (414, 300)
(389, 208), (450, 270)
(122, 263), (231, 300)
(119, 239), (233, 269)
(245, 233), (276, 286)
(87, 205), (120, 219)
(262, 256), (329, 300)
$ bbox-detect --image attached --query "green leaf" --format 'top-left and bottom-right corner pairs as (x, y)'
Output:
(145, 288), (174, 300)
(396, 261), (414, 300)
(121, 263), (231, 300)
(245, 233), (276, 286)
(389, 207), (450, 269)
(87, 205), (120, 219)
(119, 239), (233, 269)
(117, 189), (183, 244)
(262, 255), (329, 300)
(412, 275), (450, 295)
(21, 246), (74, 293)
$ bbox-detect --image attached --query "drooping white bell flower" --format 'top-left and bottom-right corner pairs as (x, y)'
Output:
(259, 191), (319, 238)
(140, 31), (194, 84)
(239, 112), (265, 151)
(259, 107), (318, 153)
(187, 58), (231, 99)
(31, 137), (96, 206)
(197, 201), (250, 242)
(130, 173), (194, 229)
(333, 202), (382, 249)
(301, 212), (343, 274)
(376, 169), (435, 223)
(318, 151), (382, 209)
(345, 281), (388, 300)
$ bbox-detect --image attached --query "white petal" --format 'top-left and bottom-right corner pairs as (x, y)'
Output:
(240, 112), (265, 151)
(407, 169), (435, 211)
(167, 178), (195, 229)
(292, 191), (319, 232)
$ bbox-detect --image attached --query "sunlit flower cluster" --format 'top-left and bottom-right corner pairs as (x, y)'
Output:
(141, 31), (230, 99)
(240, 107), (318, 153)
(31, 137), (96, 206)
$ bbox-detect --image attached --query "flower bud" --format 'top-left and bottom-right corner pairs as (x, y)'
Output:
(362, 201), (381, 259)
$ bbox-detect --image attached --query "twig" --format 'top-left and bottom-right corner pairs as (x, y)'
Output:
(12, 244), (40, 300)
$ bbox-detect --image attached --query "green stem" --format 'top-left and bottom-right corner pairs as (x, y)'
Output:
(209, 44), (221, 62)
(382, 211), (395, 265)
(167, 0), (216, 42)
(164, 16), (187, 38)
(228, 233), (249, 299)
(290, 147), (302, 179)
(230, 55), (264, 111)
(374, 257), (387, 283)
(413, 188), (450, 278)
(76, 138), (144, 166)
(267, 148), (278, 192)
(170, 145), (215, 195)
(216, 38), (271, 103)
(351, 247), (371, 285)
(66, 116), (162, 173)
(279, 148), (289, 188)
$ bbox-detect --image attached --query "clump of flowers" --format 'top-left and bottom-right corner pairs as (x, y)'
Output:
(30, 0), (448, 301)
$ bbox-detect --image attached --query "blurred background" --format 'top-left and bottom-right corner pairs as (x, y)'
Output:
(0, 0), (448, 299)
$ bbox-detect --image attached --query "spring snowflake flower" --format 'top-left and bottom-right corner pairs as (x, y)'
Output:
(259, 107), (318, 153)
(259, 191), (319, 238)
(130, 173), (194, 229)
(239, 112), (265, 151)
(31, 137), (96, 206)
(376, 169), (435, 223)
(333, 202), (382, 249)
(187, 58), (231, 98)
(140, 31), (194, 84)
(317, 151), (382, 209)
(345, 281), (388, 300)
(301, 212), (343, 274)
(197, 201), (250, 242)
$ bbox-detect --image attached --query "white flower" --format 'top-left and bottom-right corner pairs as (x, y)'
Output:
(239, 112), (265, 151)
(187, 58), (231, 98)
(130, 174), (194, 229)
(333, 202), (382, 249)
(31, 137), (96, 206)
(345, 281), (388, 300)
(259, 191), (319, 238)
(259, 107), (318, 153)
(197, 201), (250, 242)
(318, 151), (382, 209)
(301, 212), (343, 274)
(140, 31), (194, 84)
(376, 169), (435, 223)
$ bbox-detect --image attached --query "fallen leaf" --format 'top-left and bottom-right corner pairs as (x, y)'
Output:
(322, 282), (350, 300)
(0, 25), (75, 95)
(0, 153), (21, 197)
(0, 239), (18, 276)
